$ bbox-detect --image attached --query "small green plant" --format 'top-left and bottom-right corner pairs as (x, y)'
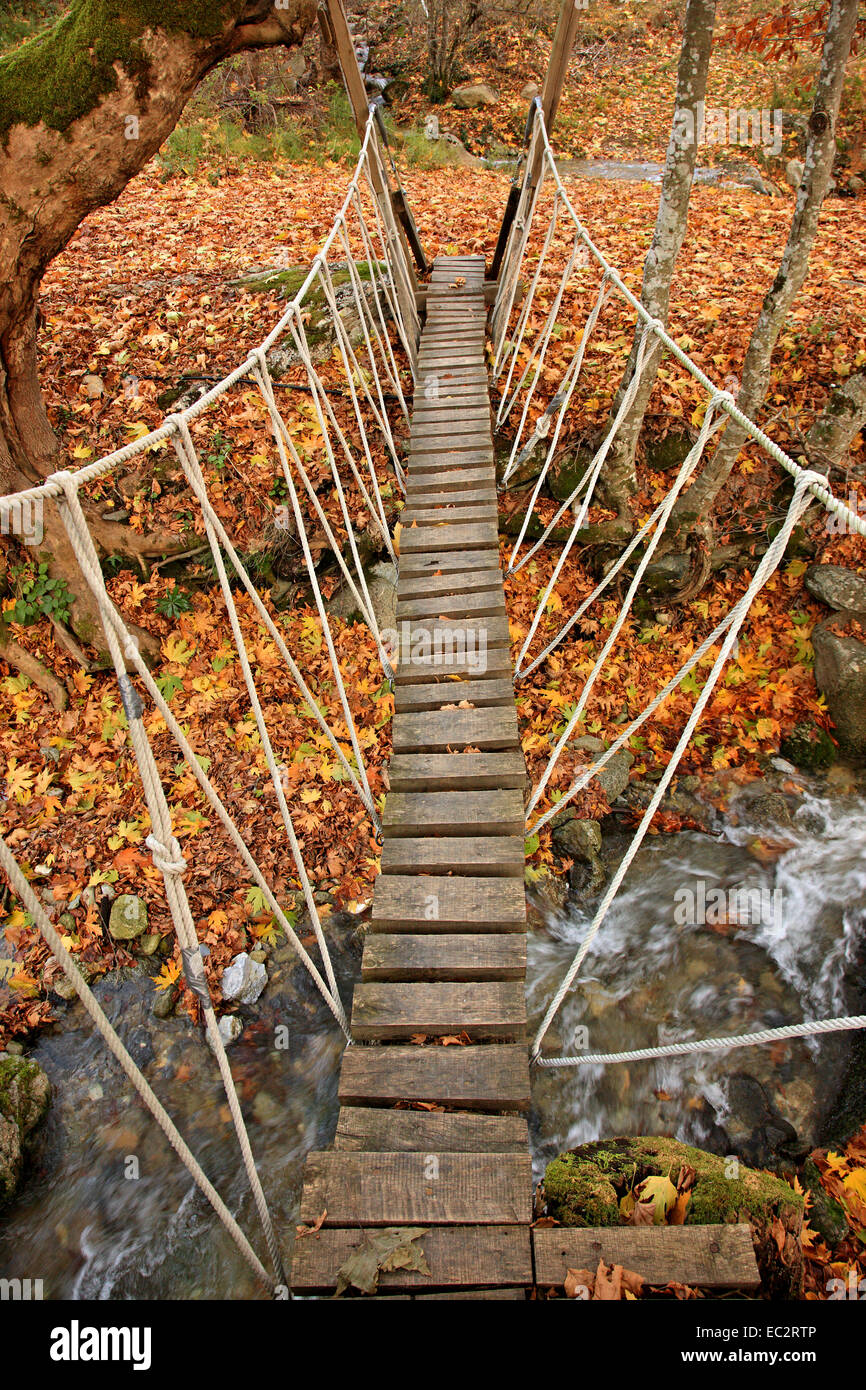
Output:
(10, 563), (72, 626)
(207, 430), (232, 473)
(156, 585), (193, 619)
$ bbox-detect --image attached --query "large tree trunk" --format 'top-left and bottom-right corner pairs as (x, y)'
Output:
(598, 0), (717, 514)
(0, 0), (316, 660)
(669, 0), (860, 535)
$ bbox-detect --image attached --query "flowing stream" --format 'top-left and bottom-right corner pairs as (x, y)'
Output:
(1, 785), (864, 1298)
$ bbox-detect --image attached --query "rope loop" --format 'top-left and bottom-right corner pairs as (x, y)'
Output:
(47, 468), (80, 502)
(145, 832), (188, 877)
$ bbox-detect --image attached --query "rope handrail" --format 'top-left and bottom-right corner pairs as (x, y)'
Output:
(0, 104), (415, 1288)
(489, 102), (866, 1072)
(494, 98), (866, 540)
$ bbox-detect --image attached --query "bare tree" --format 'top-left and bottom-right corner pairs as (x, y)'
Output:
(669, 0), (860, 536)
(599, 0), (717, 514)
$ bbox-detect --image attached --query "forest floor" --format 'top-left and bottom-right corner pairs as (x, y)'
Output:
(1, 0), (865, 1298)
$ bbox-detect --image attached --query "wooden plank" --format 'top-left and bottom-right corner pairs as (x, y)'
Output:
(406, 451), (495, 473)
(394, 650), (513, 683)
(404, 470), (494, 497)
(398, 546), (499, 571)
(398, 611), (510, 646)
(399, 521), (498, 553)
(338, 1042), (531, 1110)
(351, 980), (526, 1040)
(414, 1288), (526, 1300)
(532, 1224), (761, 1292)
(334, 1107), (529, 1152)
(411, 415), (491, 438)
(299, 1152), (532, 1226)
(387, 751), (526, 793)
(362, 933), (526, 981)
(292, 1224), (533, 1294)
(398, 576), (503, 604)
(371, 873), (526, 932)
(381, 834), (524, 877)
(392, 705), (519, 754)
(382, 788), (525, 836)
(396, 589), (504, 622)
(410, 437), (493, 458)
(402, 503), (498, 528)
(393, 677), (513, 712)
(401, 488), (498, 511)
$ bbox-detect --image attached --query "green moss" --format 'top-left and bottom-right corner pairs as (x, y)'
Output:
(0, 1056), (50, 1138)
(543, 1136), (803, 1228)
(0, 0), (242, 144)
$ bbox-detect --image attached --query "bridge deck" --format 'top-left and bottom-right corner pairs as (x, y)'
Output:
(291, 256), (534, 1298)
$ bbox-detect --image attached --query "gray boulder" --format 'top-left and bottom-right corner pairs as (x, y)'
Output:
(569, 737), (634, 800)
(451, 82), (498, 109)
(785, 158), (804, 191)
(805, 563), (866, 613)
(221, 952), (267, 1005)
(812, 610), (866, 755)
(520, 81), (540, 102)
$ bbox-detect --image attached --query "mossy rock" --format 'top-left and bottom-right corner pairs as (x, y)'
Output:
(0, 1056), (51, 1207)
(645, 432), (694, 474)
(542, 1135), (804, 1297)
(779, 721), (836, 771)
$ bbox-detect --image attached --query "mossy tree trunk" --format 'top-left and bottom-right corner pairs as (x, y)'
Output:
(597, 0), (717, 515)
(0, 0), (317, 676)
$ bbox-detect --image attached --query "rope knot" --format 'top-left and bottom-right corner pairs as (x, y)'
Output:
(145, 833), (187, 877)
(48, 468), (79, 502)
(709, 388), (737, 413)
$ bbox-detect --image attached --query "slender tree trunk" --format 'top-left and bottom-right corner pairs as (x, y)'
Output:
(670, 0), (860, 534)
(598, 0), (717, 513)
(0, 0), (316, 665)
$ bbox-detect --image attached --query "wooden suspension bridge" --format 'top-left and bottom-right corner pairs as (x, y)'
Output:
(289, 255), (759, 1299)
(287, 0), (765, 1301)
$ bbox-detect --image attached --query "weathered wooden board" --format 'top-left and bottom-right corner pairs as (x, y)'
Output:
(532, 1224), (761, 1291)
(381, 834), (525, 878)
(396, 590), (505, 625)
(407, 449), (495, 470)
(396, 548), (500, 577)
(392, 705), (519, 754)
(291, 1224), (533, 1294)
(387, 752), (527, 793)
(393, 677), (514, 713)
(410, 416), (491, 439)
(405, 473), (494, 500)
(351, 980), (526, 1040)
(382, 788), (525, 836)
(399, 520), (499, 553)
(401, 487), (498, 511)
(394, 650), (513, 684)
(402, 503), (498, 528)
(337, 1042), (531, 1110)
(362, 933), (526, 982)
(299, 1152), (532, 1226)
(334, 1107), (530, 1153)
(371, 873), (526, 932)
(410, 432), (492, 454)
(396, 616), (511, 657)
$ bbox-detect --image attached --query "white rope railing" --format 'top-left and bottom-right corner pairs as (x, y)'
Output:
(492, 101), (866, 1071)
(0, 106), (414, 1283)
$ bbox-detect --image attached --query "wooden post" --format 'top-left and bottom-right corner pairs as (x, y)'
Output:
(487, 0), (582, 280)
(324, 0), (423, 329)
